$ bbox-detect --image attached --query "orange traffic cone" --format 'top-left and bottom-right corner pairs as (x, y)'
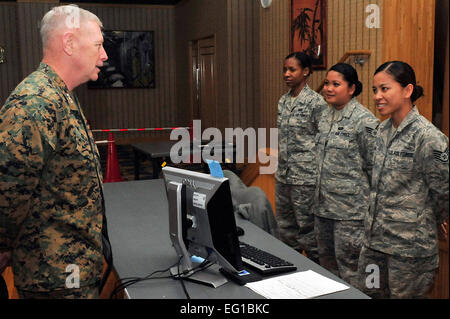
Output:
(103, 132), (124, 183)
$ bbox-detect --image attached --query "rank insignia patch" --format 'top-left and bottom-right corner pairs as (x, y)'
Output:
(365, 126), (376, 136)
(433, 147), (449, 163)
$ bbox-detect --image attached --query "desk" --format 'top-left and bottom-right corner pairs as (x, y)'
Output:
(132, 141), (177, 180)
(132, 141), (237, 180)
(104, 179), (369, 299)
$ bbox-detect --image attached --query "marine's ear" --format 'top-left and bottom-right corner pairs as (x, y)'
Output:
(62, 31), (75, 56)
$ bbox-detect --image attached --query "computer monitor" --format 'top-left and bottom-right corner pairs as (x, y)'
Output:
(162, 166), (245, 287)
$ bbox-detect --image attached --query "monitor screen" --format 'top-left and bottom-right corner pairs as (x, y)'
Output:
(162, 166), (244, 275)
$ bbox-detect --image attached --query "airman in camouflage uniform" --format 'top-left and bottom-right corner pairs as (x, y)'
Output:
(276, 84), (328, 262)
(0, 5), (110, 299)
(314, 97), (379, 287)
(358, 107), (449, 298)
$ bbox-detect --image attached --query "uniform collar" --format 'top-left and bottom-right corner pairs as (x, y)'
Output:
(38, 62), (71, 94)
(326, 97), (358, 121)
(288, 83), (311, 100)
(341, 98), (358, 118)
(380, 106), (420, 133)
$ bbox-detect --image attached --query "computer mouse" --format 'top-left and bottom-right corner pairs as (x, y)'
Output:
(236, 226), (245, 236)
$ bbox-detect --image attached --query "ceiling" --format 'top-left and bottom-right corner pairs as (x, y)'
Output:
(60, 0), (183, 5)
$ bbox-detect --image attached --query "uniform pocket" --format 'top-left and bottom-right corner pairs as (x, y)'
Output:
(324, 179), (360, 195)
(385, 157), (414, 171)
(379, 206), (418, 245)
(382, 206), (418, 223)
(326, 137), (350, 149)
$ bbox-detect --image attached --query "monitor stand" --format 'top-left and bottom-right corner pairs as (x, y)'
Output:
(170, 262), (228, 288)
(167, 181), (229, 288)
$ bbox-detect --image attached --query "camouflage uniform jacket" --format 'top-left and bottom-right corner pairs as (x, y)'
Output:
(364, 106), (449, 257)
(314, 98), (379, 220)
(0, 63), (104, 291)
(276, 84), (328, 185)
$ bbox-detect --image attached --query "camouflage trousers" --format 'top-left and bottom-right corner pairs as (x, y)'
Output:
(314, 216), (364, 288)
(357, 245), (438, 299)
(18, 284), (99, 299)
(275, 182), (318, 262)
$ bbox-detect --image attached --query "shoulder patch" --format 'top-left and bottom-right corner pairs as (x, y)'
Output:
(365, 126), (378, 136)
(433, 147), (449, 163)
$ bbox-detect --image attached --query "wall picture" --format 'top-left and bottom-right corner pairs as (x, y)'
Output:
(290, 0), (327, 70)
(88, 30), (155, 88)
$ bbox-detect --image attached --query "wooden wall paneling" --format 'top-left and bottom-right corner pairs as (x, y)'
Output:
(366, 0), (376, 113)
(174, 0), (237, 133)
(17, 2), (50, 78)
(382, 0), (435, 122)
(164, 9), (173, 130)
(230, 0), (239, 129)
(226, 0), (233, 128)
(443, 28), (449, 137)
(361, 0), (370, 110)
(248, 0), (256, 130)
(374, 0), (383, 114)
(310, 0), (383, 115)
(238, 0), (246, 128)
(224, 0), (259, 132)
(258, 0), (289, 131)
(355, 0), (365, 107)
(0, 4), (21, 105)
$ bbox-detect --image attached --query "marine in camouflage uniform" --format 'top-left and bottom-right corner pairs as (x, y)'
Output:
(0, 63), (104, 298)
(358, 106), (449, 298)
(313, 97), (379, 287)
(276, 84), (328, 262)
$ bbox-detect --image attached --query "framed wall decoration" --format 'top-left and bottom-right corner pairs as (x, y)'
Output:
(88, 30), (155, 88)
(290, 0), (327, 70)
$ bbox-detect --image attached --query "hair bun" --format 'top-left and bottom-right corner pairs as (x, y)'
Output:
(411, 85), (424, 102)
(353, 81), (363, 97)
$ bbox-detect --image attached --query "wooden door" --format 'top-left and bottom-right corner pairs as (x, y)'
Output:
(190, 36), (217, 129)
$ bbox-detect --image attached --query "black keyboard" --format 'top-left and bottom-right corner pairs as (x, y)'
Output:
(239, 242), (297, 275)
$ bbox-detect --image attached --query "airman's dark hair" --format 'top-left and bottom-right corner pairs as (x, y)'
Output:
(374, 61), (424, 102)
(285, 52), (313, 77)
(328, 63), (363, 97)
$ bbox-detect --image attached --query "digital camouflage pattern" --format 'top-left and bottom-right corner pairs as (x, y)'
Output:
(315, 216), (364, 288)
(364, 106), (449, 258)
(0, 63), (104, 292)
(17, 284), (99, 299)
(275, 182), (318, 260)
(275, 84), (327, 260)
(276, 84), (328, 185)
(314, 98), (380, 220)
(357, 245), (438, 299)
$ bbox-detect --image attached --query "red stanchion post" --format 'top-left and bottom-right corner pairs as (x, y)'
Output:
(103, 132), (124, 183)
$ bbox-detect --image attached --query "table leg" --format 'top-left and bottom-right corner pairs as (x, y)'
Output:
(152, 158), (161, 179)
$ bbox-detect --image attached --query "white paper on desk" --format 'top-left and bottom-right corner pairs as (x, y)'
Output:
(245, 270), (350, 299)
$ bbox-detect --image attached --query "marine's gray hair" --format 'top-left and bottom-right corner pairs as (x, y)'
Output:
(40, 4), (103, 48)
